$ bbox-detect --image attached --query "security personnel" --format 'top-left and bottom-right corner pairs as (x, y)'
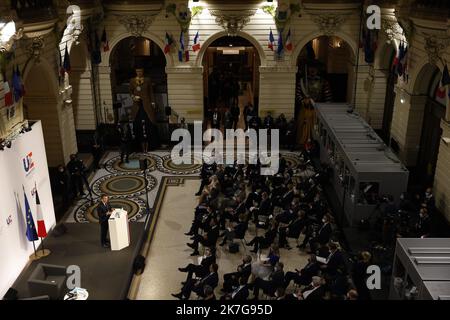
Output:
(67, 154), (85, 198)
(117, 121), (133, 163)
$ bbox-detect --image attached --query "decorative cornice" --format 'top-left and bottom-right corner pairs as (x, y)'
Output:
(422, 33), (450, 65)
(381, 18), (405, 43)
(209, 9), (257, 36)
(308, 13), (349, 36)
(117, 14), (156, 37)
(25, 36), (45, 62)
(259, 65), (297, 73)
(165, 66), (203, 74)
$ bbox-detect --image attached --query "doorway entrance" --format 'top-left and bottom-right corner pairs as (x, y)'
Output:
(295, 35), (355, 108)
(202, 36), (260, 130)
(109, 36), (167, 123)
(417, 99), (445, 185)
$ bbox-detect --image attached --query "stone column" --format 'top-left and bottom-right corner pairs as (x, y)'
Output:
(259, 65), (297, 119)
(166, 66), (204, 123)
(97, 65), (115, 123)
(390, 89), (427, 166)
(434, 120), (450, 222)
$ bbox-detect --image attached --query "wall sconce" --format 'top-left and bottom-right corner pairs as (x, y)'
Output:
(400, 90), (406, 104)
(0, 19), (23, 53)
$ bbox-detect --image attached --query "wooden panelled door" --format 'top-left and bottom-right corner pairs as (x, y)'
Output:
(417, 98), (445, 184)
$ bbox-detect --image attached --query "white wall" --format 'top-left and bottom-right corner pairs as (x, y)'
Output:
(0, 121), (56, 299)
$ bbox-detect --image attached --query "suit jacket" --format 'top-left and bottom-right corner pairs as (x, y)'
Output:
(205, 225), (220, 246)
(97, 201), (112, 223)
(288, 217), (307, 238)
(237, 263), (252, 283)
(200, 255), (216, 273)
(201, 272), (219, 289)
(269, 270), (285, 289)
(235, 202), (246, 216)
(316, 222), (332, 244)
(281, 190), (294, 205)
(259, 198), (272, 216)
(300, 262), (320, 283)
(326, 250), (344, 275)
(233, 222), (248, 239)
(303, 285), (325, 300)
(231, 285), (249, 300)
(211, 112), (221, 126)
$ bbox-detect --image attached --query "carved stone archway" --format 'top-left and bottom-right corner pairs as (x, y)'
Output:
(195, 30), (267, 68)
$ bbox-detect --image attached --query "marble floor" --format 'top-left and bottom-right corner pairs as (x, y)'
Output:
(135, 178), (310, 300)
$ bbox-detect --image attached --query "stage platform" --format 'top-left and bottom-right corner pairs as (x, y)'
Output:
(11, 222), (146, 300)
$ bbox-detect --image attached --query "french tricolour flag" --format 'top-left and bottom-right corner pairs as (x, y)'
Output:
(35, 187), (47, 238)
(268, 29), (275, 51)
(285, 29), (293, 51)
(193, 31), (201, 52)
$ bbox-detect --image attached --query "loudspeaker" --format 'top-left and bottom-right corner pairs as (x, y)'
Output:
(3, 288), (18, 300)
(52, 223), (68, 237)
(133, 255), (146, 275)
(165, 106), (172, 116)
(139, 159), (148, 170)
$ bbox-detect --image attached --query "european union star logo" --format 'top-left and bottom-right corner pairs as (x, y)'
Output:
(24, 187), (38, 242)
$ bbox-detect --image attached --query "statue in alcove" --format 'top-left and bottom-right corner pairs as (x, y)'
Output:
(295, 60), (333, 105)
(129, 67), (156, 123)
(296, 97), (316, 147)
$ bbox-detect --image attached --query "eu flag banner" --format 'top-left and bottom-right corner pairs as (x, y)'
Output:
(179, 31), (185, 62)
(24, 187), (38, 242)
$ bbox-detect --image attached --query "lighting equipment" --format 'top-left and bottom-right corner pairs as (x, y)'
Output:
(0, 19), (22, 52)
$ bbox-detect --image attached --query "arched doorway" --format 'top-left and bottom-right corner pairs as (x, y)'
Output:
(380, 42), (398, 143)
(23, 62), (63, 167)
(109, 36), (167, 124)
(295, 35), (355, 108)
(414, 64), (445, 185)
(202, 35), (261, 130)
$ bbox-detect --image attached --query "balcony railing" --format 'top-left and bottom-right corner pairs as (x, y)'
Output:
(11, 0), (57, 22)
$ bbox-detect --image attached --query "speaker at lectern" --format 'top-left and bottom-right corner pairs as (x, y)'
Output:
(108, 209), (130, 251)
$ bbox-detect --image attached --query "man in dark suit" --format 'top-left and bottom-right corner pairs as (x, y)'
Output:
(229, 277), (249, 300)
(278, 210), (307, 249)
(284, 254), (320, 288)
(172, 263), (219, 300)
(219, 214), (247, 246)
(301, 276), (326, 300)
(178, 247), (216, 282)
(211, 108), (221, 130)
(252, 262), (285, 299)
(321, 242), (345, 276)
(222, 255), (252, 293)
(187, 218), (220, 256)
(251, 191), (272, 222)
(301, 213), (332, 251)
(97, 194), (113, 248)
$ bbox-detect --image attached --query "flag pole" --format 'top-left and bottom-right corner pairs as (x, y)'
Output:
(31, 239), (38, 260)
(40, 237), (45, 255)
